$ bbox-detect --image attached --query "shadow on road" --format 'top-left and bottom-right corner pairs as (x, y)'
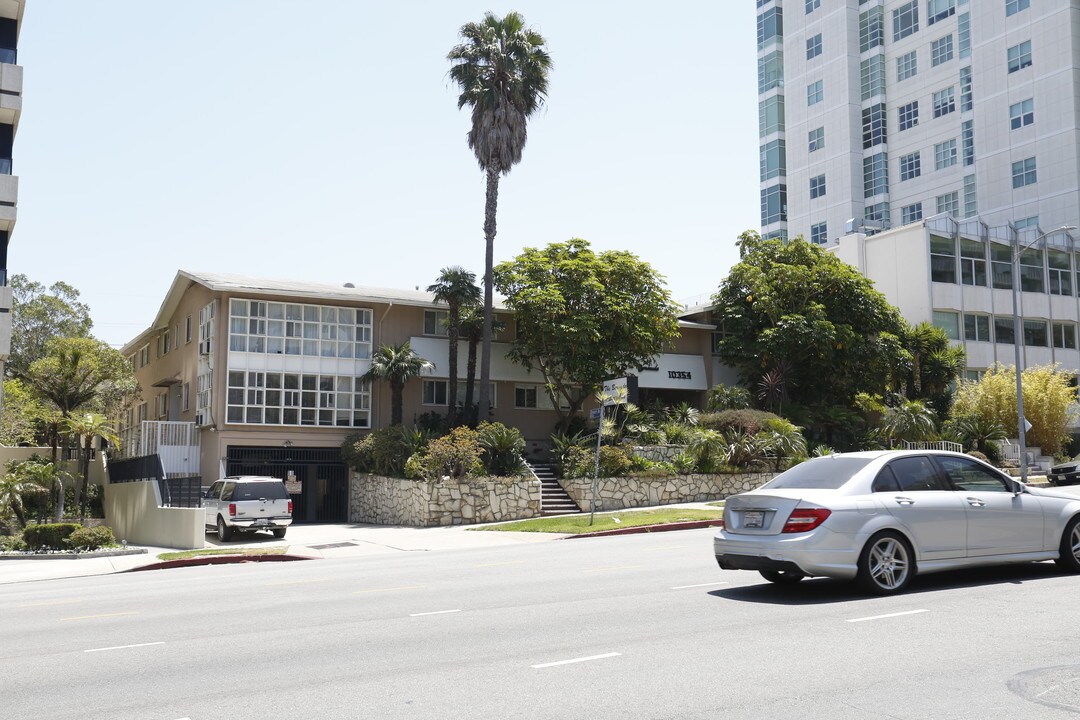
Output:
(710, 562), (1069, 605)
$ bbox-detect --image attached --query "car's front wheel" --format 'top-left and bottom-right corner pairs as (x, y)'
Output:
(856, 531), (914, 595)
(1055, 516), (1080, 573)
(217, 516), (233, 542)
(759, 569), (805, 585)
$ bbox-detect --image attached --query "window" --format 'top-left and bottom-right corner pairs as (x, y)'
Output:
(805, 0), (820, 13)
(226, 371), (371, 427)
(185, 315), (192, 344)
(865, 201), (890, 225)
(931, 35), (954, 66)
(1049, 250), (1073, 296)
(758, 7), (783, 50)
(182, 382), (190, 412)
(1014, 215), (1039, 230)
(991, 243), (1013, 289)
(860, 55), (886, 100)
(160, 330), (171, 356)
(936, 456), (1009, 493)
(863, 153), (888, 197)
(1012, 157), (1037, 188)
(994, 316), (1015, 344)
(959, 66), (972, 112)
(930, 233), (956, 282)
(515, 384), (538, 409)
(423, 379), (448, 406)
(1024, 319), (1048, 347)
(809, 174), (826, 199)
(897, 51), (918, 81)
(759, 95), (785, 136)
(1018, 246), (1044, 292)
(1006, 0), (1030, 17)
(761, 184), (787, 225)
(963, 174), (977, 217)
(862, 103), (887, 148)
(807, 79), (823, 106)
(961, 120), (974, 165)
(1007, 40), (1032, 73)
(898, 101), (919, 131)
(1053, 322), (1077, 350)
(806, 33), (822, 60)
(935, 139), (957, 170)
(808, 126), (824, 153)
(424, 309), (449, 336)
(196, 369), (212, 420)
(760, 139), (786, 181)
(1010, 98), (1034, 129)
(937, 191), (959, 216)
(960, 237), (987, 285)
(933, 311), (960, 340)
(811, 222), (827, 245)
(893, 1), (919, 42)
(229, 300), (373, 359)
(888, 456), (948, 492)
(139, 345), (149, 367)
(927, 0), (955, 25)
(900, 152), (921, 181)
(958, 12), (970, 58)
(902, 203), (923, 224)
(763, 229), (788, 241)
(860, 6), (885, 52)
(758, 50), (784, 94)
(964, 314), (991, 341)
(933, 86), (955, 118)
(199, 300), (216, 355)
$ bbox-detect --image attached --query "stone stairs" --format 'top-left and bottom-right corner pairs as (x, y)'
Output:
(526, 461), (581, 516)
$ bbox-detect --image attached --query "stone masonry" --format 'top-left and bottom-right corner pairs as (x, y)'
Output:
(349, 474), (542, 527)
(558, 472), (773, 512)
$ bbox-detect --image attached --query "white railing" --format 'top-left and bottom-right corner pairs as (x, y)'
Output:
(901, 440), (964, 453)
(139, 421), (200, 478)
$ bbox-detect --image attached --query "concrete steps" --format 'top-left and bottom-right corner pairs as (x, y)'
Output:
(526, 462), (581, 516)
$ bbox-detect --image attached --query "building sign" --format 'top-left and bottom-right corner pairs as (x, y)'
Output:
(668, 371), (692, 380)
(285, 470), (302, 495)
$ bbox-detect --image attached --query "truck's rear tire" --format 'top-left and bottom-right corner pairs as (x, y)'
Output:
(272, 528), (287, 539)
(217, 516), (233, 542)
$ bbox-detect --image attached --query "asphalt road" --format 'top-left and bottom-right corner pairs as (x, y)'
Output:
(2, 528), (1079, 720)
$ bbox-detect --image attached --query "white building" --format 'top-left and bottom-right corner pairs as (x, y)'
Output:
(756, 0), (1079, 244)
(0, 0), (23, 370)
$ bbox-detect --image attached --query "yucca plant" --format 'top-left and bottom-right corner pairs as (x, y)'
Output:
(476, 422), (526, 476)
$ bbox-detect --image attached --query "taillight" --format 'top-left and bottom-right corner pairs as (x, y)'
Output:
(781, 508), (831, 533)
(228, 503), (236, 517)
(287, 500), (293, 514)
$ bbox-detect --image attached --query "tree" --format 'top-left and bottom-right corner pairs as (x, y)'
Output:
(459, 306), (505, 426)
(879, 399), (938, 444)
(0, 378), (48, 446)
(426, 267), (481, 426)
(361, 342), (434, 427)
(713, 232), (907, 435)
(448, 11), (552, 423)
(8, 274), (93, 378)
(62, 412), (119, 520)
(0, 458), (51, 528)
(494, 238), (681, 432)
(893, 321), (966, 412)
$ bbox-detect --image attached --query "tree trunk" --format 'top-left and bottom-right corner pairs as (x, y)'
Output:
(447, 305), (459, 427)
(464, 337), (478, 427)
(391, 382), (404, 426)
(478, 166), (499, 423)
(79, 434), (91, 521)
(10, 500), (26, 529)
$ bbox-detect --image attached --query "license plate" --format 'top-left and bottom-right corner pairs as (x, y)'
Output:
(255, 519), (270, 526)
(743, 511), (765, 529)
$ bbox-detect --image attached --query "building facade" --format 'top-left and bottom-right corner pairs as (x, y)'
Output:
(0, 1), (23, 373)
(756, 0), (1079, 244)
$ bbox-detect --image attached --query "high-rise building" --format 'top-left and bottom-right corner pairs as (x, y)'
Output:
(0, 0), (22, 370)
(755, 0), (1078, 245)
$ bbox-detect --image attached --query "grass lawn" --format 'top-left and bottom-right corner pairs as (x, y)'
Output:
(472, 508), (723, 535)
(157, 547), (288, 561)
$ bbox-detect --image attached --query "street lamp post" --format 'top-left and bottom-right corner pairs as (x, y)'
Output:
(1010, 224), (1076, 484)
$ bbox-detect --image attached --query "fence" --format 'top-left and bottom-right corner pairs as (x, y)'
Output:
(140, 421), (200, 478)
(107, 454), (202, 508)
(901, 440), (964, 453)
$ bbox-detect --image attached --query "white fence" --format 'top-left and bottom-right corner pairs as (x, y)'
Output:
(901, 440), (964, 453)
(140, 421), (200, 478)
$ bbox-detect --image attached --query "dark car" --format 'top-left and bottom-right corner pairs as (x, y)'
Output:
(1049, 458), (1080, 486)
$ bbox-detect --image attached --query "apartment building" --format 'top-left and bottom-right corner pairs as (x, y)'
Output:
(756, 0), (1079, 244)
(0, 0), (23, 375)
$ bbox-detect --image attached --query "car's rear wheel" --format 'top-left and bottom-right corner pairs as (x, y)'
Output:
(759, 569), (805, 585)
(272, 528), (287, 539)
(856, 531), (914, 595)
(217, 516), (233, 542)
(1055, 516), (1080, 573)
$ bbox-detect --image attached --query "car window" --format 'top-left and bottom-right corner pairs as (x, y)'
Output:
(934, 456), (1011, 493)
(761, 456), (875, 490)
(235, 481), (288, 501)
(206, 482), (222, 500)
(221, 482), (235, 502)
(887, 456), (947, 492)
(872, 466), (902, 493)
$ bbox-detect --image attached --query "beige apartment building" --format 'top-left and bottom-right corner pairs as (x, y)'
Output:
(120, 271), (718, 522)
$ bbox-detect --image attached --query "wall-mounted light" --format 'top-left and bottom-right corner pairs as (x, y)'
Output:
(283, 440), (294, 448)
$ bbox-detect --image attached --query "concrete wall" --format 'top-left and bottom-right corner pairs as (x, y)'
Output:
(349, 474), (541, 527)
(559, 472), (773, 512)
(0, 446), (106, 485)
(103, 480), (205, 550)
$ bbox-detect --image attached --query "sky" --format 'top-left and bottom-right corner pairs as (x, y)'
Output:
(13, 1), (759, 348)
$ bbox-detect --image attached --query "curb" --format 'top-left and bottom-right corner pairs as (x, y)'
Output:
(0, 548), (148, 561)
(126, 554), (312, 572)
(563, 519), (724, 539)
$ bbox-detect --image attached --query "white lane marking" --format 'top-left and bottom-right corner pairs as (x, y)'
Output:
(584, 565), (642, 574)
(532, 652), (621, 669)
(61, 611), (139, 622)
(408, 609), (462, 617)
(84, 641), (165, 653)
(671, 581), (728, 590)
(353, 585), (424, 594)
(846, 609), (929, 623)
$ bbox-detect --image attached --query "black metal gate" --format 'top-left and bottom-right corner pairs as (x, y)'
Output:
(225, 446), (349, 524)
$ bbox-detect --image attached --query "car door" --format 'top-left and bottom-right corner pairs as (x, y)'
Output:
(933, 455), (1045, 556)
(203, 481), (223, 527)
(876, 456), (967, 560)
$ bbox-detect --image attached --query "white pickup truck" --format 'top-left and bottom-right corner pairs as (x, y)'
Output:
(203, 476), (293, 542)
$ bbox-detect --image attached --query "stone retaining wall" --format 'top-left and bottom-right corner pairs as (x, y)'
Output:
(349, 474), (542, 527)
(559, 472), (773, 512)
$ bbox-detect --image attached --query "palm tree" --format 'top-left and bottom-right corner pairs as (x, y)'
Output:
(880, 399), (938, 444)
(459, 307), (505, 426)
(63, 412), (119, 520)
(426, 267), (481, 426)
(448, 11), (552, 423)
(362, 342), (434, 427)
(0, 459), (50, 528)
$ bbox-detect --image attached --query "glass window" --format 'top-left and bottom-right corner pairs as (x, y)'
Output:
(1024, 319), (1048, 347)
(933, 310), (960, 340)
(958, 13), (970, 58)
(961, 120), (974, 166)
(861, 55), (886, 100)
(424, 309), (449, 336)
(862, 103), (887, 148)
(808, 126), (825, 153)
(902, 203), (923, 224)
(807, 79), (824, 106)
(931, 35), (954, 66)
(515, 385), (538, 409)
(964, 314), (991, 341)
(764, 457), (876, 490)
(888, 456), (947, 492)
(806, 0), (821, 13)
(872, 466), (902, 493)
(1019, 246), (1045, 292)
(865, 202), (890, 225)
(935, 139), (957, 170)
(937, 191), (959, 217)
(995, 316), (1015, 344)
(811, 222), (827, 245)
(422, 379), (448, 406)
(760, 139), (786, 181)
(863, 153), (889, 197)
(991, 243), (1013, 289)
(930, 233), (956, 283)
(809, 174), (826, 199)
(898, 101), (919, 131)
(757, 7), (783, 50)
(1006, 0), (1030, 16)
(933, 86), (955, 118)
(963, 174), (977, 217)
(900, 152), (921, 181)
(1008, 40), (1032, 73)
(1012, 157), (1037, 188)
(959, 66), (973, 111)
(758, 50), (784, 94)
(1010, 98), (1034, 129)
(806, 33), (822, 60)
(1048, 250), (1072, 296)
(935, 456), (1009, 492)
(960, 237), (986, 285)
(761, 184), (787, 225)
(860, 6), (885, 52)
(759, 95), (785, 137)
(1053, 322), (1077, 350)
(897, 51), (918, 82)
(893, 1), (920, 42)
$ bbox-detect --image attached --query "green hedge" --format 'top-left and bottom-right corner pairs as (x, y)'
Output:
(22, 523), (81, 550)
(67, 526), (116, 551)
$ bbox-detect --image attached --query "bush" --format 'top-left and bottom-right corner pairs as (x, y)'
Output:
(67, 526), (116, 551)
(560, 445), (633, 479)
(706, 384), (751, 411)
(476, 422), (526, 476)
(418, 426), (483, 480)
(341, 427), (420, 476)
(0, 535), (26, 552)
(22, 522), (81, 550)
(699, 409), (781, 435)
(967, 450), (990, 463)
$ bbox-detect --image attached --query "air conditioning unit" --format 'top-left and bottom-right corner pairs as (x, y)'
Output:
(195, 413), (205, 427)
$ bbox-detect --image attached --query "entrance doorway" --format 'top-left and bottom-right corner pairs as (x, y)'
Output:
(225, 446), (349, 523)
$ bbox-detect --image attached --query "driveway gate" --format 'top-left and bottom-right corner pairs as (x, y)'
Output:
(224, 446), (349, 524)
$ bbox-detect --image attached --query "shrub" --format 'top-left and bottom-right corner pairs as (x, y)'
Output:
(418, 426), (483, 480)
(22, 522), (81, 550)
(967, 450), (990, 463)
(699, 409), (781, 435)
(560, 445), (632, 479)
(673, 452), (698, 474)
(341, 427), (421, 477)
(0, 534), (25, 552)
(598, 445), (632, 477)
(706, 384), (751, 411)
(67, 526), (116, 551)
(476, 422), (526, 476)
(660, 422), (695, 446)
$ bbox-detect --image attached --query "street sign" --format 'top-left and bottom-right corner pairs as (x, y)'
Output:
(589, 407), (602, 420)
(601, 377), (627, 406)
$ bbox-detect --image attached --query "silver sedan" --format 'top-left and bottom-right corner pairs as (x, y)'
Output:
(713, 450), (1080, 594)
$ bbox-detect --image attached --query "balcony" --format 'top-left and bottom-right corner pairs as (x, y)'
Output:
(0, 61), (20, 127)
